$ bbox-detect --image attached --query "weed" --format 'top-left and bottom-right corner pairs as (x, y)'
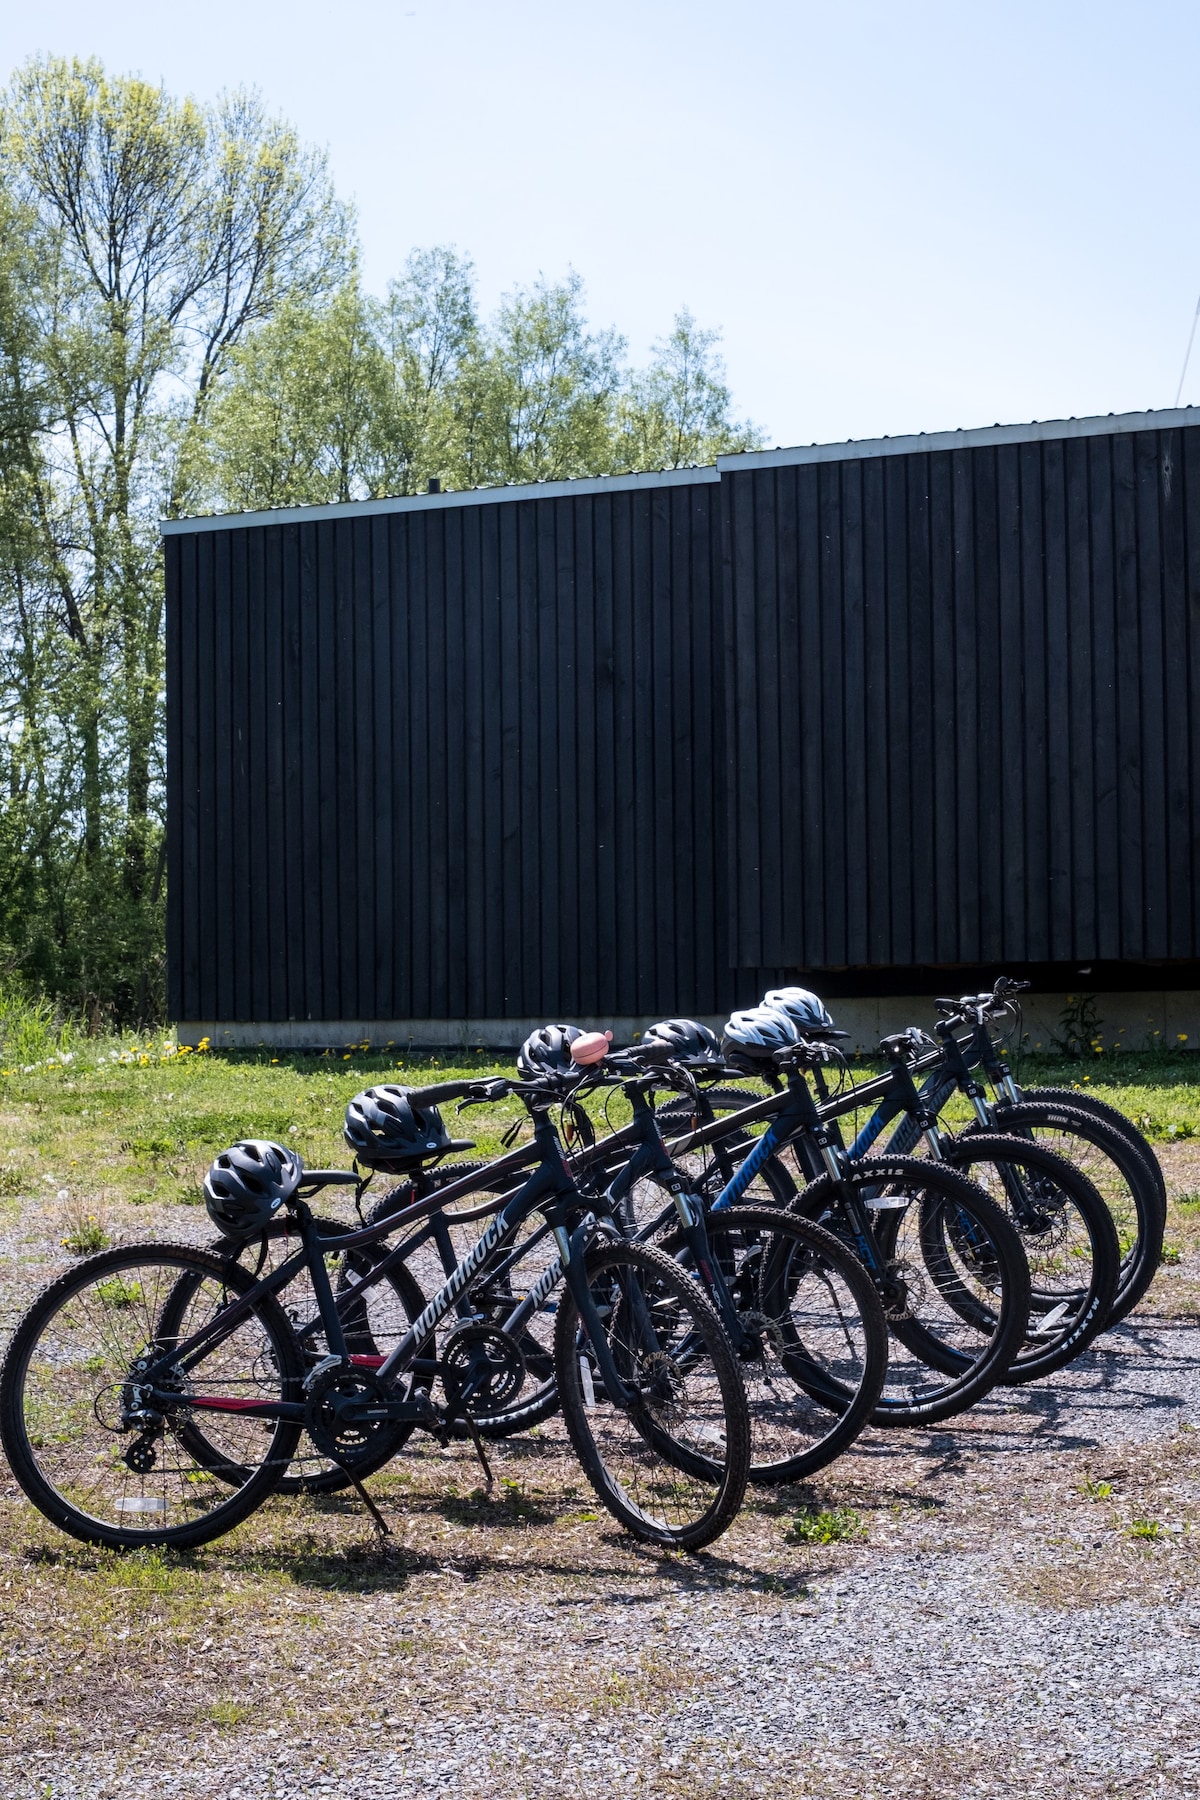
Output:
(1127, 1519), (1164, 1541)
(1177, 1192), (1200, 1210)
(1160, 1245), (1183, 1267)
(1079, 1475), (1113, 1501)
(787, 1506), (863, 1545)
(60, 1192), (112, 1254)
(95, 1276), (141, 1308)
(1052, 994), (1103, 1059)
(207, 1698), (254, 1729)
(0, 1165), (25, 1196)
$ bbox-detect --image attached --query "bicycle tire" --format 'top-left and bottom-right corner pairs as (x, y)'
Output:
(981, 1101), (1164, 1324)
(553, 1239), (750, 1550)
(790, 1158), (1031, 1425)
(940, 1133), (1119, 1380)
(1017, 1085), (1167, 1212)
(0, 1243), (304, 1551)
(661, 1206), (888, 1483)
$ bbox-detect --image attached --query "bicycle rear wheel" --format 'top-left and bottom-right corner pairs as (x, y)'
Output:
(792, 1158), (1031, 1425)
(942, 1134), (1119, 1381)
(0, 1244), (303, 1550)
(554, 1239), (750, 1550)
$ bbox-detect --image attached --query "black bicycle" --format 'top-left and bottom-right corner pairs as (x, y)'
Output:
(652, 1019), (1033, 1425)
(0, 1075), (750, 1553)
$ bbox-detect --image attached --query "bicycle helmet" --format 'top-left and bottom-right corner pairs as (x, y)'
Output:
(204, 1140), (302, 1240)
(642, 1018), (722, 1068)
(762, 986), (845, 1038)
(721, 1005), (801, 1063)
(517, 1023), (585, 1081)
(343, 1085), (454, 1172)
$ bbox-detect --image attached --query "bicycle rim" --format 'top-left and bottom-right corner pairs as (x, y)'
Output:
(553, 1240), (749, 1550)
(0, 1244), (303, 1550)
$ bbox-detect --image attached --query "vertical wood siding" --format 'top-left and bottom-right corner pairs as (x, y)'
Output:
(168, 484), (744, 1022)
(724, 424), (1200, 969)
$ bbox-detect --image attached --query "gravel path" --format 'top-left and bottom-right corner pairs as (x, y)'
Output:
(4, 1304), (1199, 1800)
(2, 1147), (1200, 1800)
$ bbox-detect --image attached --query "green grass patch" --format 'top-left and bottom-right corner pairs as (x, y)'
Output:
(787, 1506), (863, 1545)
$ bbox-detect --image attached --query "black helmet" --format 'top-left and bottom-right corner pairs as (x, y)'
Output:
(343, 1085), (453, 1172)
(642, 1018), (722, 1068)
(762, 987), (843, 1037)
(204, 1140), (302, 1240)
(517, 1024), (584, 1082)
(721, 1005), (801, 1064)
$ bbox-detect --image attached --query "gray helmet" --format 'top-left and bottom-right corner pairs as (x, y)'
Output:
(517, 1024), (584, 1082)
(721, 1005), (801, 1064)
(762, 987), (842, 1037)
(204, 1140), (302, 1240)
(642, 1018), (722, 1067)
(343, 1085), (453, 1173)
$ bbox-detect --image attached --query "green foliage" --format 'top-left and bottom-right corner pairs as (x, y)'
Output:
(199, 266), (763, 508)
(0, 58), (761, 1025)
(0, 55), (347, 1024)
(787, 1506), (863, 1544)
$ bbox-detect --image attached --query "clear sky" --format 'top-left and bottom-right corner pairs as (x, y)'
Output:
(4, 1), (1198, 450)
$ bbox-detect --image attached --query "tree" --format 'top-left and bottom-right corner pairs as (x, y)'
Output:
(618, 309), (762, 470)
(201, 280), (391, 510)
(457, 273), (625, 486)
(0, 55), (347, 1018)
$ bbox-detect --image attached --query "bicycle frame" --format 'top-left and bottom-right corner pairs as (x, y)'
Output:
(141, 1109), (642, 1429)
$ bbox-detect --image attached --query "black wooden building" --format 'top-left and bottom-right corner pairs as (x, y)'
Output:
(163, 406), (1200, 1043)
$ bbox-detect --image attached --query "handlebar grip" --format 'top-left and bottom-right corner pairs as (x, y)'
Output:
(400, 1080), (473, 1106)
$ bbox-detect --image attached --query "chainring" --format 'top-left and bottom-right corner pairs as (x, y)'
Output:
(440, 1325), (526, 1413)
(304, 1363), (397, 1463)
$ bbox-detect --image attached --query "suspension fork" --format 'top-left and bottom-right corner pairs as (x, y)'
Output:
(766, 1069), (892, 1282)
(552, 1216), (638, 1407)
(612, 1085), (753, 1351)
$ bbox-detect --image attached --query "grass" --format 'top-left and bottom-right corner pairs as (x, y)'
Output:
(786, 1507), (863, 1545)
(0, 1038), (523, 1214)
(0, 1031), (1192, 1219)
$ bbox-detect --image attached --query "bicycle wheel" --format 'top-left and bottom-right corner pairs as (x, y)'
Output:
(1017, 1083), (1167, 1213)
(982, 1101), (1164, 1324)
(553, 1239), (750, 1550)
(941, 1135), (1118, 1381)
(0, 1243), (303, 1551)
(792, 1158), (1031, 1425)
(662, 1206), (888, 1483)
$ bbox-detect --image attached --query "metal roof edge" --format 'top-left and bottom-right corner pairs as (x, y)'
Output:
(159, 462), (719, 536)
(715, 406), (1200, 473)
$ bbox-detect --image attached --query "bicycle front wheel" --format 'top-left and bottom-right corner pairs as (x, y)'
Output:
(663, 1206), (888, 1483)
(987, 1100), (1164, 1324)
(0, 1244), (304, 1551)
(554, 1240), (750, 1551)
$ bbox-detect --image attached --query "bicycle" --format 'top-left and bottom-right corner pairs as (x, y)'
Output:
(686, 1011), (1033, 1425)
(0, 1074), (750, 1554)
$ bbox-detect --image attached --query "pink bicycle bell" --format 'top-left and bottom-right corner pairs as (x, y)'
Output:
(571, 1030), (613, 1065)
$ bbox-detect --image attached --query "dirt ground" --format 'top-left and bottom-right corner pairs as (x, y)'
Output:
(0, 1146), (1198, 1799)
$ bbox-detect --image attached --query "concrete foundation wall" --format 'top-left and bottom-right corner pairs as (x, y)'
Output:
(178, 992), (1200, 1055)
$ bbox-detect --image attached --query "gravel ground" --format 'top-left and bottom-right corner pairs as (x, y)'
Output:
(1, 1160), (1199, 1799)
